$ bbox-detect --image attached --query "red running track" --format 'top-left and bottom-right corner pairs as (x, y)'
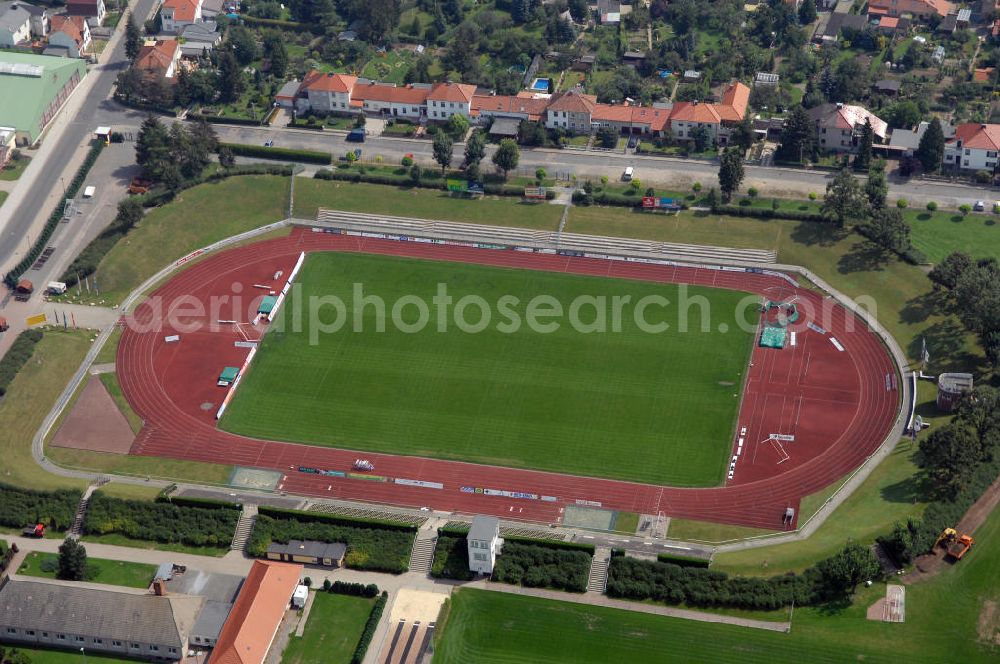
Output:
(117, 228), (900, 529)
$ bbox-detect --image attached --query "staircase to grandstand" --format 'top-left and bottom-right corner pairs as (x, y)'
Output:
(68, 478), (109, 539)
(311, 209), (778, 266)
(587, 547), (612, 593)
(408, 532), (437, 575)
(230, 503), (257, 551)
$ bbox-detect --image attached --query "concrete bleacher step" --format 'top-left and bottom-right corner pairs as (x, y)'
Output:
(407, 534), (437, 575)
(230, 503), (258, 551)
(587, 547), (611, 594)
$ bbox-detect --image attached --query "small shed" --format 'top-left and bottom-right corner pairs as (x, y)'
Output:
(266, 540), (347, 567)
(489, 117), (520, 138)
(683, 70), (701, 82)
(874, 79), (901, 95)
(218, 367), (240, 386)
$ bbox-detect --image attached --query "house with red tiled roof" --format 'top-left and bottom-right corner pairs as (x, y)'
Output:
(868, 0), (952, 18)
(544, 90), (598, 132)
(352, 81), (432, 119)
(296, 71), (357, 114)
(209, 560), (302, 664)
(667, 82), (751, 145)
(471, 93), (549, 123)
(426, 81), (477, 120)
(973, 67), (995, 83)
(808, 102), (888, 154)
(48, 14), (90, 58)
(591, 103), (673, 135)
(944, 123), (1000, 172)
(135, 39), (181, 79)
(161, 0), (202, 33)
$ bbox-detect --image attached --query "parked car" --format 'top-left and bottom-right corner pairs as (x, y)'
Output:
(622, 166), (634, 181)
(346, 128), (366, 143)
(974, 200), (985, 211)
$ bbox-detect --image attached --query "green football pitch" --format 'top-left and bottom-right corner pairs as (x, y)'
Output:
(219, 252), (757, 486)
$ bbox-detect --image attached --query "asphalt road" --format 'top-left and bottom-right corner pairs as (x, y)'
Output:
(0, 0), (157, 271)
(210, 124), (1000, 208)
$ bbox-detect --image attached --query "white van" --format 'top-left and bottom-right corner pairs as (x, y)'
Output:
(622, 166), (634, 181)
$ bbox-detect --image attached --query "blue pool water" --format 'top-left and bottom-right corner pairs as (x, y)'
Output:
(530, 78), (551, 91)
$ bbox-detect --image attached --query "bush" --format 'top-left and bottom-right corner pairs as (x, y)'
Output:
(401, 156), (413, 167)
(692, 182), (702, 192)
(351, 592), (388, 664)
(491, 540), (593, 592)
(808, 191), (817, 201)
(747, 187), (758, 198)
(926, 201), (938, 211)
(959, 203), (972, 215)
(248, 507), (416, 574)
(712, 204), (826, 222)
(328, 581), (380, 598)
(219, 142), (331, 165)
(303, 576), (312, 587)
(0, 330), (44, 397)
(431, 536), (475, 580)
(0, 483), (81, 531)
(896, 198), (908, 209)
(198, 115), (266, 126)
(657, 553), (711, 568)
(155, 495), (241, 510)
(82, 493), (240, 548)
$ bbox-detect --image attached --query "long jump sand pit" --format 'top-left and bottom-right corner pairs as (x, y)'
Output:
(51, 376), (135, 454)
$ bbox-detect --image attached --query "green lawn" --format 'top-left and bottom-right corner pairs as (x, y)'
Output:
(98, 372), (143, 434)
(0, 646), (137, 663)
(17, 551), (156, 588)
(0, 190), (7, 208)
(0, 155), (29, 180)
(293, 179), (563, 230)
(90, 176), (290, 305)
(282, 592), (374, 664)
(437, 506), (1000, 663)
(906, 209), (1000, 263)
(221, 252), (757, 486)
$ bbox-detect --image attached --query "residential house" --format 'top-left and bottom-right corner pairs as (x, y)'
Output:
(15, 1), (49, 37)
(889, 119), (955, 156)
(471, 92), (549, 123)
(274, 79), (300, 109)
(467, 516), (504, 575)
(200, 0), (225, 19)
(544, 90), (598, 132)
(0, 126), (15, 168)
(161, 0), (202, 33)
(867, 0), (953, 18)
(0, 1), (31, 47)
(814, 12), (867, 42)
(47, 14), (90, 58)
(572, 53), (595, 71)
(426, 81), (476, 121)
(623, 50), (646, 68)
(944, 123), (1000, 172)
(65, 0), (105, 24)
(265, 540), (347, 567)
(0, 576), (192, 661)
(295, 71), (357, 114)
(596, 0), (620, 24)
(808, 102), (888, 153)
(354, 81), (431, 119)
(937, 12), (958, 33)
(178, 20), (219, 57)
(668, 82), (751, 146)
(135, 39), (181, 79)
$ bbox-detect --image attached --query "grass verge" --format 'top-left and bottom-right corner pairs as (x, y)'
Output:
(98, 372), (143, 434)
(281, 592), (375, 664)
(79, 532), (230, 557)
(17, 551), (156, 588)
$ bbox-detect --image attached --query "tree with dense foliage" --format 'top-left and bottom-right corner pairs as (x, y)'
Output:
(227, 25), (259, 66)
(568, 0), (588, 22)
(124, 11), (142, 61)
(597, 127), (618, 149)
(217, 49), (244, 103)
(864, 160), (887, 210)
(777, 105), (813, 162)
(863, 207), (911, 254)
(492, 139), (520, 179)
(884, 100), (922, 130)
(445, 113), (470, 139)
(718, 147), (745, 202)
(821, 168), (867, 226)
(135, 115), (172, 181)
(917, 117), (945, 173)
(264, 32), (288, 80)
(928, 251), (973, 289)
(432, 132), (453, 173)
(730, 115), (756, 153)
(464, 130), (485, 166)
(798, 0), (817, 24)
(57, 537), (87, 581)
(813, 542), (880, 597)
(854, 119), (874, 170)
(689, 125), (711, 152)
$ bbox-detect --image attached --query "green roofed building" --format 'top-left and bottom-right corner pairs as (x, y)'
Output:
(258, 295), (278, 315)
(0, 52), (86, 145)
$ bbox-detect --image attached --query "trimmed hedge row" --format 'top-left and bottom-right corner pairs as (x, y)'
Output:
(314, 167), (552, 199)
(351, 591), (388, 664)
(249, 508), (416, 573)
(657, 552), (711, 568)
(220, 142), (331, 164)
(0, 329), (43, 397)
(326, 580), (381, 598)
(5, 141), (104, 287)
(0, 483), (82, 531)
(256, 506), (416, 532)
(712, 203), (825, 222)
(199, 115), (266, 126)
(82, 493), (240, 548)
(492, 541), (592, 592)
(239, 15), (318, 32)
(154, 494), (241, 510)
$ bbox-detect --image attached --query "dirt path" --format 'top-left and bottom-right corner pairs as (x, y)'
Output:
(904, 474), (1000, 585)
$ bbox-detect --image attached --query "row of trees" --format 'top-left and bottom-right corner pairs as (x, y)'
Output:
(930, 253), (1000, 367)
(0, 483), (81, 531)
(490, 540), (593, 592)
(607, 541), (881, 610)
(82, 493), (241, 548)
(0, 330), (44, 397)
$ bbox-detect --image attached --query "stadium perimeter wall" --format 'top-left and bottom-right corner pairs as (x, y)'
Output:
(33, 214), (911, 554)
